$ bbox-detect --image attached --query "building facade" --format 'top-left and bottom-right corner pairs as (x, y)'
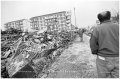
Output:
(4, 19), (30, 32)
(30, 11), (71, 32)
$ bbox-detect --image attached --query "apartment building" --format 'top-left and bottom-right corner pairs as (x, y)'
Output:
(4, 19), (30, 32)
(30, 11), (71, 32)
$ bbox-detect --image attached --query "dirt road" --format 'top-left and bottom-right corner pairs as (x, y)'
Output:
(47, 34), (97, 78)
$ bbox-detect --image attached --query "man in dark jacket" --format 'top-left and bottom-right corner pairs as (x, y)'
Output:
(90, 11), (119, 78)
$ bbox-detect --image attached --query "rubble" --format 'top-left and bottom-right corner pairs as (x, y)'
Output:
(1, 29), (78, 78)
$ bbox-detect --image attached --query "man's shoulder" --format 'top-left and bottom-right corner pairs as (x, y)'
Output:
(102, 21), (118, 26)
(95, 22), (119, 32)
(111, 22), (119, 26)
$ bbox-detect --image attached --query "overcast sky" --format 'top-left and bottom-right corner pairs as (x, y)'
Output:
(1, 0), (119, 30)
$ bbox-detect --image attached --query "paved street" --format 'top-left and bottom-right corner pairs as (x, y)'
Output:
(47, 34), (97, 78)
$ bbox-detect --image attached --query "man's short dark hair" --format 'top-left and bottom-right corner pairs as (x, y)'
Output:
(97, 11), (111, 23)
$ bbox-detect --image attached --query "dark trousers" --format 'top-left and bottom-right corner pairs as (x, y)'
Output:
(96, 56), (119, 78)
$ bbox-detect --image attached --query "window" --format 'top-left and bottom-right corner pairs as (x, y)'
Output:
(57, 14), (59, 17)
(62, 17), (65, 20)
(41, 24), (43, 26)
(39, 17), (42, 20)
(44, 16), (46, 19)
(11, 23), (13, 26)
(33, 18), (35, 21)
(36, 18), (38, 21)
(44, 23), (46, 26)
(54, 14), (57, 17)
(59, 13), (62, 17)
(38, 17), (41, 21)
(19, 21), (23, 25)
(60, 17), (63, 20)
(66, 15), (71, 20)
(9, 23), (11, 26)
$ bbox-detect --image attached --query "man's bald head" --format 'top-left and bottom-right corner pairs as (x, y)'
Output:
(97, 11), (111, 23)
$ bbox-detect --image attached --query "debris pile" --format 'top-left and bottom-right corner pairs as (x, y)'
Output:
(1, 30), (78, 78)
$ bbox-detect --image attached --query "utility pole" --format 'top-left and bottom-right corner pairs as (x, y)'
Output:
(74, 8), (77, 27)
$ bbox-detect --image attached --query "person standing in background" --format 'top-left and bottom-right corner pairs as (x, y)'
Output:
(90, 11), (119, 78)
(77, 28), (86, 42)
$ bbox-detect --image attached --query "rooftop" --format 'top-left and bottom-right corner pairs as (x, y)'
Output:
(30, 11), (66, 20)
(4, 19), (27, 25)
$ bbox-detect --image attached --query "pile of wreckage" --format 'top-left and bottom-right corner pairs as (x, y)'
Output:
(1, 30), (78, 78)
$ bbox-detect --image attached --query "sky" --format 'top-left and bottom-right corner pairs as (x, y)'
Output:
(1, 0), (119, 30)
